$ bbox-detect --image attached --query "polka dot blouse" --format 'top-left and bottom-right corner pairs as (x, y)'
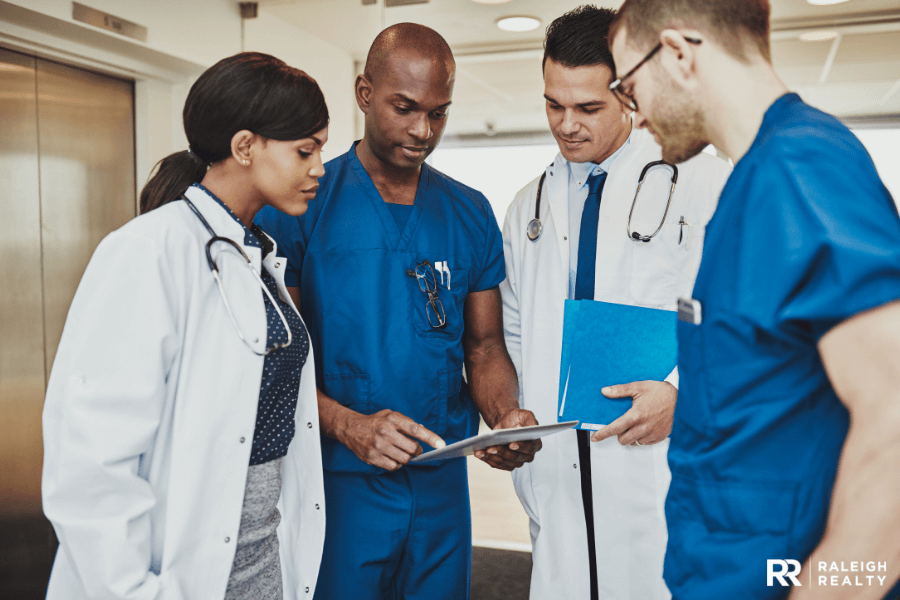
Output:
(196, 184), (310, 466)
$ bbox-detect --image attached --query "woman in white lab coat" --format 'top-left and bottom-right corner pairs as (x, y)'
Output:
(500, 126), (731, 600)
(42, 52), (329, 600)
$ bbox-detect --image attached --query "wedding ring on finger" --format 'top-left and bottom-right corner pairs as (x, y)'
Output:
(634, 440), (644, 446)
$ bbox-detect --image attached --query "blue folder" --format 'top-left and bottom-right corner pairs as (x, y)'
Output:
(558, 300), (678, 430)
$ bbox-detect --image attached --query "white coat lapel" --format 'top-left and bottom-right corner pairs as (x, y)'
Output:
(546, 154), (570, 281)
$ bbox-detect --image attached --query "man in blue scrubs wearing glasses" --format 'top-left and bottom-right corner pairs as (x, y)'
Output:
(257, 23), (541, 600)
(609, 1), (900, 598)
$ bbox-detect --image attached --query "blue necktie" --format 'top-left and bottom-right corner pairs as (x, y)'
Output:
(574, 171), (608, 301)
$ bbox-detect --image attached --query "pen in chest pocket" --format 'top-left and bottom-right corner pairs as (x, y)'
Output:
(678, 216), (694, 250)
(434, 261), (451, 289)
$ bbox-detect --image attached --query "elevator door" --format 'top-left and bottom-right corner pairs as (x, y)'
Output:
(0, 47), (136, 598)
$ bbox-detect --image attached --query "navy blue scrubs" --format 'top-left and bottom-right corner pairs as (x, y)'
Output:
(256, 143), (505, 599)
(666, 94), (900, 599)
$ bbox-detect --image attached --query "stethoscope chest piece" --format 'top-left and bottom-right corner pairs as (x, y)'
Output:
(527, 218), (543, 241)
(527, 170), (550, 243)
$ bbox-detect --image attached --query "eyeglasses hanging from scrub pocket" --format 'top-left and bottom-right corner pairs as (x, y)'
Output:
(406, 260), (447, 329)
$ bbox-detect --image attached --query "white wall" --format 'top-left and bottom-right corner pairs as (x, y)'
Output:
(245, 10), (356, 162)
(5, 0), (242, 67)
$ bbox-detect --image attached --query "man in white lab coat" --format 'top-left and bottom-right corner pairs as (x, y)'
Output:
(498, 6), (731, 599)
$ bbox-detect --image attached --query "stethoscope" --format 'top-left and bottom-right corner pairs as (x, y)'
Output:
(182, 196), (293, 356)
(526, 160), (679, 243)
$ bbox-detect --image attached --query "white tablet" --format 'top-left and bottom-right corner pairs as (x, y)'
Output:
(409, 420), (579, 463)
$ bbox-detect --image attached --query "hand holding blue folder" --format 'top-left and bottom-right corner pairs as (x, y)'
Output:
(558, 300), (678, 430)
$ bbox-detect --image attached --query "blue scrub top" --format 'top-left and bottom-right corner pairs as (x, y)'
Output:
(667, 94), (900, 599)
(256, 142), (505, 474)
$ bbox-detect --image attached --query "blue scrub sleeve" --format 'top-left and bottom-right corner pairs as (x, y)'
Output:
(471, 200), (506, 292)
(255, 205), (307, 288)
(747, 134), (900, 341)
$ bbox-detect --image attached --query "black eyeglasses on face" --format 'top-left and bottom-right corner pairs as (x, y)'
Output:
(609, 36), (702, 112)
(406, 260), (447, 329)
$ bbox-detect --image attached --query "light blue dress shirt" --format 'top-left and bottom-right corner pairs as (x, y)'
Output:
(567, 133), (631, 299)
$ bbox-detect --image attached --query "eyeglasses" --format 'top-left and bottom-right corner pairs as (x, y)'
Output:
(609, 36), (702, 112)
(407, 260), (447, 329)
(183, 197), (293, 356)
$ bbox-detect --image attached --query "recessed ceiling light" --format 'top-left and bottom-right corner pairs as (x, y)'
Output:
(799, 30), (839, 41)
(807, 0), (851, 5)
(496, 16), (541, 32)
(471, 0), (513, 4)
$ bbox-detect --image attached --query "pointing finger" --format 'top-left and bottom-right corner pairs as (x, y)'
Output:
(396, 417), (446, 449)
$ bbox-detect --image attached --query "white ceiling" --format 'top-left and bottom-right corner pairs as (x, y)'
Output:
(260, 0), (900, 137)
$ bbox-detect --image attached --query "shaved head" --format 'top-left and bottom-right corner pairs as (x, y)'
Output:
(355, 22), (456, 174)
(364, 22), (455, 86)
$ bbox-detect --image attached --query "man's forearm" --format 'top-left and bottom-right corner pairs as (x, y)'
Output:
(790, 410), (900, 599)
(465, 343), (520, 429)
(316, 386), (354, 443)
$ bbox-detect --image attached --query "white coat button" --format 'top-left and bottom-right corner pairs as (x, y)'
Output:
(305, 587), (310, 593)
(225, 537), (230, 543)
(307, 422), (313, 429)
(563, 236), (568, 241)
(275, 262), (281, 267)
(573, 464), (577, 469)
(253, 337), (259, 343)
(315, 504), (320, 510)
(240, 437), (246, 443)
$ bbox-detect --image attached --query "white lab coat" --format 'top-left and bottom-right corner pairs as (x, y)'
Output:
(42, 185), (325, 600)
(500, 127), (730, 600)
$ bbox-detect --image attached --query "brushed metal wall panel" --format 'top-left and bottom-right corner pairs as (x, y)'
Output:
(0, 48), (45, 517)
(36, 58), (136, 374)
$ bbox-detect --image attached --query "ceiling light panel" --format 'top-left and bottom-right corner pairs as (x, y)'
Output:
(496, 16), (541, 32)
(806, 0), (851, 5)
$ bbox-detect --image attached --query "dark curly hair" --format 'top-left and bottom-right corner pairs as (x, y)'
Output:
(543, 5), (618, 80)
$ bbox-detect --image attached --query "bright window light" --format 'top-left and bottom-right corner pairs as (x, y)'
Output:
(807, 0), (851, 5)
(496, 16), (541, 32)
(852, 129), (900, 208)
(429, 144), (559, 223)
(471, 0), (512, 4)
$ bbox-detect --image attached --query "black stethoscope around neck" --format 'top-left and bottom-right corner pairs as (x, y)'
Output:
(181, 196), (293, 356)
(526, 160), (679, 243)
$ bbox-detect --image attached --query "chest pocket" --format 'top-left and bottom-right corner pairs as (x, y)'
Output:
(630, 220), (705, 309)
(408, 257), (469, 339)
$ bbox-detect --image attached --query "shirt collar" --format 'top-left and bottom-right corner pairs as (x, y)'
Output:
(566, 124), (634, 191)
(190, 183), (272, 256)
(748, 93), (801, 159)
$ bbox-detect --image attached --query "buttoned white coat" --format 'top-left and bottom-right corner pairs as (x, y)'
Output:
(500, 127), (731, 600)
(42, 185), (325, 600)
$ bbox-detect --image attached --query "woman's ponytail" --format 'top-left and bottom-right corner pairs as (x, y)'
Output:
(139, 150), (208, 214)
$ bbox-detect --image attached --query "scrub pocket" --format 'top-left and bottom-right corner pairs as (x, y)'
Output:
(665, 475), (798, 595)
(409, 259), (468, 339)
(323, 372), (371, 414)
(630, 222), (704, 308)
